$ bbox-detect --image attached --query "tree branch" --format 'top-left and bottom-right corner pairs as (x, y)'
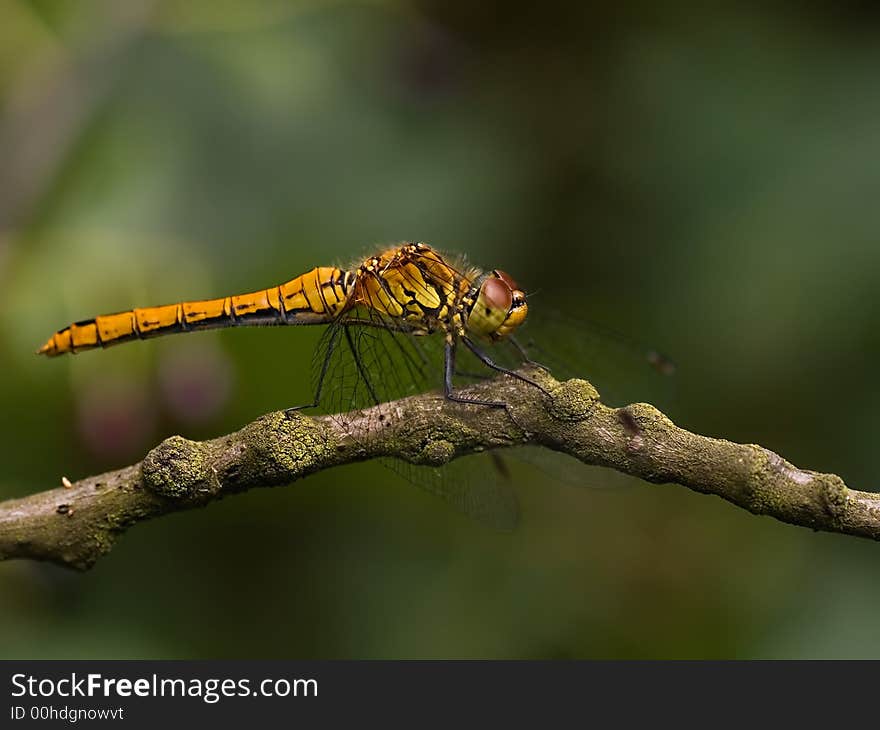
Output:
(1, 369), (877, 571)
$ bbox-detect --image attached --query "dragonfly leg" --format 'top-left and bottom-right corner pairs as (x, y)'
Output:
(284, 325), (340, 415)
(462, 336), (551, 397)
(444, 340), (537, 439)
(508, 335), (551, 373)
(444, 340), (509, 408)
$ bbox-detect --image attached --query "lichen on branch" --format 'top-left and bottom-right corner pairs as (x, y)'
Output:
(0, 368), (877, 571)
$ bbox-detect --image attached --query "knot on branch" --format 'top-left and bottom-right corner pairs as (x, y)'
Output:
(418, 438), (456, 466)
(548, 379), (599, 421)
(141, 413), (335, 501)
(747, 448), (849, 527)
(239, 411), (332, 484)
(822, 474), (849, 522)
(142, 435), (214, 501)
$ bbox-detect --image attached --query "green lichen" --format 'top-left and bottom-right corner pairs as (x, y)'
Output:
(241, 411), (332, 481)
(746, 448), (784, 515)
(623, 402), (674, 430)
(142, 435), (208, 500)
(747, 447), (827, 519)
(822, 475), (848, 522)
(89, 529), (116, 558)
(549, 379), (599, 421)
(418, 438), (455, 466)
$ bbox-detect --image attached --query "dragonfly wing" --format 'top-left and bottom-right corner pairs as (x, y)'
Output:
(500, 445), (637, 492)
(312, 305), (437, 411)
(512, 307), (678, 412)
(492, 309), (677, 494)
(404, 454), (520, 531)
(313, 303), (522, 530)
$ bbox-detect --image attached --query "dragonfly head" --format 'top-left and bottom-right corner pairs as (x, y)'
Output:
(466, 270), (528, 341)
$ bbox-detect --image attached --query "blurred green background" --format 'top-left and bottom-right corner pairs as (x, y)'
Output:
(2, 0), (879, 658)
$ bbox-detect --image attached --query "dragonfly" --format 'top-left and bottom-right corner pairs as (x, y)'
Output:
(38, 243), (558, 523)
(39, 241), (543, 396)
(38, 242), (671, 528)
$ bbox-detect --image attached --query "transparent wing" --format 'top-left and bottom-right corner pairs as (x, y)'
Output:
(492, 307), (678, 493)
(311, 292), (521, 531)
(512, 307), (677, 412)
(312, 306), (436, 412)
(498, 445), (638, 492)
(307, 270), (677, 522)
(399, 452), (520, 531)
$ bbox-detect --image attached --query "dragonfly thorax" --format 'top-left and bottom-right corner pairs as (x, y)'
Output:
(465, 270), (528, 341)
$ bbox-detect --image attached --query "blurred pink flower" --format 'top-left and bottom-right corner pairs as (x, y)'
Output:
(157, 341), (235, 425)
(75, 374), (157, 460)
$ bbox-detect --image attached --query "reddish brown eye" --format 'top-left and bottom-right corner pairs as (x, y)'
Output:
(481, 277), (513, 313)
(493, 270), (520, 292)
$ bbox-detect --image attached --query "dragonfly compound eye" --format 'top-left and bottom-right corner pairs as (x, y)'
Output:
(467, 272), (528, 340)
(482, 276), (513, 314)
(493, 270), (520, 292)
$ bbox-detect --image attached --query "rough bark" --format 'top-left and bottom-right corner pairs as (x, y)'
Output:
(0, 369), (876, 570)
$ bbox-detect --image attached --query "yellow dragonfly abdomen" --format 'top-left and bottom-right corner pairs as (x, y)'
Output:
(38, 243), (529, 359)
(38, 265), (348, 356)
